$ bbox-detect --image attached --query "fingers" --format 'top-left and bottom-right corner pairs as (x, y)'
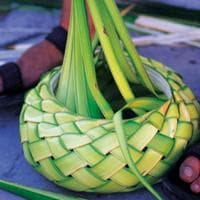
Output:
(179, 156), (200, 183)
(190, 176), (200, 194)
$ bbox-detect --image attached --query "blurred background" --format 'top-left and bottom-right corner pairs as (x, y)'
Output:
(0, 0), (199, 93)
(0, 1), (199, 200)
(0, 0), (200, 62)
(117, 0), (200, 10)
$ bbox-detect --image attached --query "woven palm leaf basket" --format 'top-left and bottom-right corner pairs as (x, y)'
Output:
(19, 0), (200, 199)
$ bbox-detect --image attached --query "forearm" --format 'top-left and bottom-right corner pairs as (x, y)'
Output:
(16, 0), (71, 89)
(0, 0), (70, 93)
(17, 41), (63, 88)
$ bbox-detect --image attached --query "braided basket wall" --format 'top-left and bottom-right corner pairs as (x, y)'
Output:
(20, 56), (200, 193)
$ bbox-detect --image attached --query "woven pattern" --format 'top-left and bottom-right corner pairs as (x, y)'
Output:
(20, 57), (200, 193)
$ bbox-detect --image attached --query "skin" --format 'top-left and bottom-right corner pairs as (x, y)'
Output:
(0, 0), (199, 194)
(0, 0), (94, 92)
(179, 157), (200, 193)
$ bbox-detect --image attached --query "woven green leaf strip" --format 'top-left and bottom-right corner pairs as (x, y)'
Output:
(20, 0), (200, 199)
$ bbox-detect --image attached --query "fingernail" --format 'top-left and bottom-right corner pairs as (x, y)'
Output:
(192, 184), (199, 191)
(183, 166), (193, 177)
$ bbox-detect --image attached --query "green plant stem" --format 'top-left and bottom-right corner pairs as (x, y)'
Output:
(104, 0), (157, 96)
(114, 111), (163, 200)
(0, 179), (84, 200)
(99, 0), (138, 84)
(56, 0), (75, 107)
(74, 0), (114, 119)
(87, 0), (135, 104)
(56, 0), (103, 118)
(92, 33), (99, 52)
